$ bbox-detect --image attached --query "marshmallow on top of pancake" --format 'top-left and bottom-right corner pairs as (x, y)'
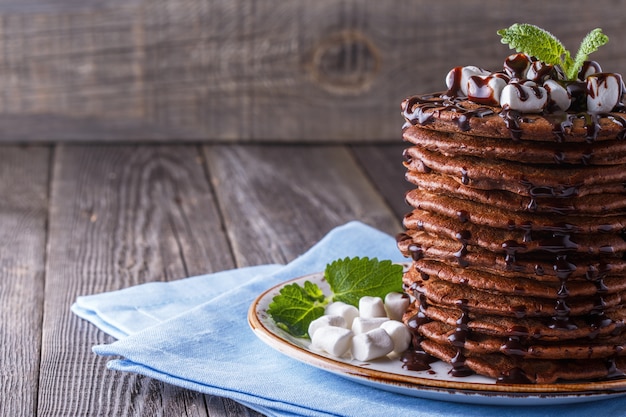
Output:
(445, 53), (624, 114)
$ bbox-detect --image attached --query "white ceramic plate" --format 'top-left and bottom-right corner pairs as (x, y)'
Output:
(248, 271), (626, 406)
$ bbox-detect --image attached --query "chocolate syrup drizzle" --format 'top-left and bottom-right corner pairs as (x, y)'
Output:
(402, 94), (496, 133)
(400, 62), (626, 383)
(402, 290), (438, 372)
(447, 299), (475, 377)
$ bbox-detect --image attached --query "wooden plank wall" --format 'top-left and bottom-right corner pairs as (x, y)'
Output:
(0, 0), (624, 143)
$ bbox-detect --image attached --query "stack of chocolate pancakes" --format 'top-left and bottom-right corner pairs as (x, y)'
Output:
(397, 56), (626, 384)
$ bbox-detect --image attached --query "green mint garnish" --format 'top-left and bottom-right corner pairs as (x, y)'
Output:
(571, 29), (609, 80)
(497, 23), (608, 80)
(325, 257), (403, 307)
(267, 281), (328, 337)
(267, 257), (403, 338)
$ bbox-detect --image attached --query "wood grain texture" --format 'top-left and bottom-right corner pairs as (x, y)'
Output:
(38, 145), (252, 416)
(203, 144), (402, 267)
(0, 146), (49, 417)
(350, 144), (412, 220)
(1, 0), (625, 143)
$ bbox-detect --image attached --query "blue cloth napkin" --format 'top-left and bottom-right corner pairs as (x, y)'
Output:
(72, 221), (626, 417)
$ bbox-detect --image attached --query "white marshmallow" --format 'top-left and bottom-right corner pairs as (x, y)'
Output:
(359, 296), (387, 318)
(351, 328), (395, 361)
(503, 53), (532, 79)
(310, 326), (353, 357)
(500, 81), (548, 113)
(384, 292), (410, 321)
(579, 61), (602, 80)
(380, 320), (412, 355)
(445, 67), (462, 93)
(587, 73), (622, 112)
(526, 60), (553, 82)
(325, 302), (359, 328)
(445, 66), (490, 96)
(543, 79), (571, 111)
(466, 74), (508, 106)
(351, 317), (389, 334)
(308, 315), (347, 338)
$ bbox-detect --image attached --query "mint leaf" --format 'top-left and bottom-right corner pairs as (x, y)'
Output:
(498, 23), (609, 80)
(570, 28), (609, 80)
(497, 24), (568, 68)
(325, 257), (403, 307)
(267, 281), (328, 337)
(302, 280), (326, 302)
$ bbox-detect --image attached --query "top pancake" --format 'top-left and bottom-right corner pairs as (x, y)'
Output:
(402, 93), (626, 142)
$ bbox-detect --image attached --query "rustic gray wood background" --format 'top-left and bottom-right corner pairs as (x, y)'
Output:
(0, 0), (624, 143)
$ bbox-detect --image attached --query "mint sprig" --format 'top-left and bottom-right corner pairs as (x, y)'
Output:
(497, 23), (608, 80)
(267, 257), (403, 338)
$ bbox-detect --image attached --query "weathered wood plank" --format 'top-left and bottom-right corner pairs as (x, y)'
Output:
(350, 144), (412, 220)
(39, 145), (250, 416)
(203, 144), (402, 267)
(0, 0), (624, 143)
(0, 146), (49, 417)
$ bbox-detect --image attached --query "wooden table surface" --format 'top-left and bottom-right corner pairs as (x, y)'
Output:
(1, 142), (411, 416)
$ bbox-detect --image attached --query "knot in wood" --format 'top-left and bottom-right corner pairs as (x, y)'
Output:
(309, 30), (380, 95)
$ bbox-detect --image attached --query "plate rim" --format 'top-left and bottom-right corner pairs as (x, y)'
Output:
(248, 272), (626, 400)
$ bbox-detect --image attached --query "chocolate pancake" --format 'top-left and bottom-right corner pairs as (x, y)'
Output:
(402, 94), (626, 143)
(419, 338), (626, 384)
(419, 320), (626, 360)
(406, 171), (626, 216)
(405, 188), (626, 233)
(411, 259), (626, 297)
(403, 126), (626, 166)
(403, 209), (626, 256)
(404, 266), (626, 319)
(397, 229), (626, 281)
(404, 145), (626, 198)
(406, 302), (626, 342)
